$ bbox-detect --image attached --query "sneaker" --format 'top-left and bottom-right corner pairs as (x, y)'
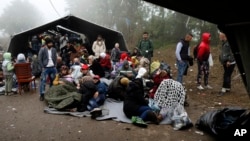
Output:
(145, 111), (159, 125)
(40, 95), (44, 101)
(132, 117), (148, 128)
(90, 108), (102, 119)
(205, 85), (213, 89)
(197, 85), (204, 90)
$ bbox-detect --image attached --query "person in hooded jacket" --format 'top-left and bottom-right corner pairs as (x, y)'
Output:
(2, 52), (15, 95)
(123, 78), (160, 126)
(196, 32), (213, 90)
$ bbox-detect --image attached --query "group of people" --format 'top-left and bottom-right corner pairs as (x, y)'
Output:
(1, 30), (236, 128)
(175, 32), (236, 96)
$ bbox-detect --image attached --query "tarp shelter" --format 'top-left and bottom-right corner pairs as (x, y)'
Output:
(144, 0), (250, 97)
(8, 15), (127, 57)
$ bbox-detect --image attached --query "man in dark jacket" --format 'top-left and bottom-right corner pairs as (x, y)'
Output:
(218, 32), (236, 96)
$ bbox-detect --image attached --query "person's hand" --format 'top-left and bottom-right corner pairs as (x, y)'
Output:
(226, 61), (231, 67)
(93, 92), (99, 98)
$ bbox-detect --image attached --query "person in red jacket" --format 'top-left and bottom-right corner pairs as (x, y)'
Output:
(99, 52), (111, 72)
(196, 32), (213, 90)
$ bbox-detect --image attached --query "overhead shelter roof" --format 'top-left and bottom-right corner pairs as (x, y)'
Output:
(144, 0), (250, 96)
(8, 15), (127, 56)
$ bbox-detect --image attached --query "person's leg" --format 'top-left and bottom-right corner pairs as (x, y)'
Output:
(48, 67), (57, 87)
(203, 61), (210, 86)
(196, 61), (202, 85)
(138, 106), (152, 120)
(223, 64), (235, 89)
(5, 75), (12, 94)
(176, 61), (187, 84)
(39, 68), (49, 101)
(88, 98), (99, 111)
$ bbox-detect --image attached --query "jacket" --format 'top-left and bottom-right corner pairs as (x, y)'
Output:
(219, 40), (235, 64)
(123, 78), (149, 118)
(38, 46), (57, 68)
(2, 52), (14, 75)
(197, 33), (211, 62)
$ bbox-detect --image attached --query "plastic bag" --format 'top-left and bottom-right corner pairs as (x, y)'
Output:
(195, 107), (250, 140)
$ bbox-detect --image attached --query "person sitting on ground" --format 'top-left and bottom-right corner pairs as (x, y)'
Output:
(88, 75), (107, 110)
(88, 55), (105, 78)
(53, 65), (73, 86)
(149, 67), (171, 99)
(77, 76), (98, 112)
(106, 76), (129, 101)
(70, 57), (82, 86)
(117, 60), (135, 80)
(123, 78), (161, 128)
(99, 52), (111, 72)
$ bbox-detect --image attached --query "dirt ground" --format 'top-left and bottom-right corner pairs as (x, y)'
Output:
(0, 46), (249, 141)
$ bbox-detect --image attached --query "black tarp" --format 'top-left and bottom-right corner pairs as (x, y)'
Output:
(144, 0), (250, 97)
(7, 15), (127, 57)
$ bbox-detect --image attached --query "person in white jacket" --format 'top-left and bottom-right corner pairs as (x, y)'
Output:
(92, 35), (106, 58)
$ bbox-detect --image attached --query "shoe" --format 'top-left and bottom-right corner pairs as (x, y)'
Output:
(145, 111), (159, 125)
(197, 85), (204, 90)
(132, 116), (148, 128)
(90, 108), (102, 119)
(40, 95), (44, 101)
(205, 85), (213, 89)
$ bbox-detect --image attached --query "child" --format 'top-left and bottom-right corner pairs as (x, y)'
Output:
(2, 52), (14, 95)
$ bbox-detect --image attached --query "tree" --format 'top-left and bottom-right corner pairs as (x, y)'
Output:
(0, 0), (43, 35)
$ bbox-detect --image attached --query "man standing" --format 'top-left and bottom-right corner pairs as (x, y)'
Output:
(110, 43), (121, 69)
(175, 33), (193, 84)
(218, 32), (236, 96)
(38, 38), (57, 101)
(138, 32), (153, 64)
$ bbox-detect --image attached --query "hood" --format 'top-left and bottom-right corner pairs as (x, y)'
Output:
(201, 32), (211, 44)
(3, 52), (12, 61)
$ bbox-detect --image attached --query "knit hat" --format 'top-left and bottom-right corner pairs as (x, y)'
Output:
(120, 77), (129, 86)
(136, 67), (147, 78)
(100, 52), (106, 58)
(81, 64), (89, 70)
(17, 53), (26, 61)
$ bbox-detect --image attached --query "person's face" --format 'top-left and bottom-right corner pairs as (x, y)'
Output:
(185, 34), (193, 42)
(143, 33), (148, 40)
(219, 33), (226, 41)
(81, 69), (88, 74)
(47, 42), (53, 48)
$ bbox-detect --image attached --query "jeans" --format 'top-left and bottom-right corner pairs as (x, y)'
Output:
(138, 106), (151, 120)
(176, 60), (188, 84)
(88, 94), (106, 111)
(39, 67), (57, 95)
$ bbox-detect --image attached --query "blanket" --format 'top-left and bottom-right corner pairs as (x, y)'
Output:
(44, 98), (175, 125)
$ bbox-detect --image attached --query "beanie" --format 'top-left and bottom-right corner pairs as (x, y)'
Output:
(120, 77), (129, 86)
(100, 52), (106, 58)
(17, 53), (26, 62)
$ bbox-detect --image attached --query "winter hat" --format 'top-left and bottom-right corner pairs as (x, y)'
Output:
(120, 77), (129, 86)
(81, 64), (89, 70)
(136, 67), (147, 78)
(17, 53), (26, 62)
(100, 52), (106, 58)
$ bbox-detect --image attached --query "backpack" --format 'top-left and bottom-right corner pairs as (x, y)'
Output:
(193, 43), (200, 59)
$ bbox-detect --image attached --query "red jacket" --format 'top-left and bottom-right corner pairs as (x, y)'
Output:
(100, 54), (111, 69)
(197, 32), (211, 61)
